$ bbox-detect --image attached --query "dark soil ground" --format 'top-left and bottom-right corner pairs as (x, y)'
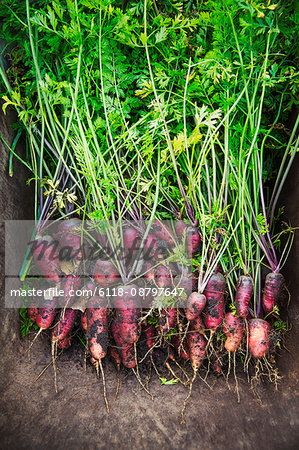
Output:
(0, 108), (298, 450)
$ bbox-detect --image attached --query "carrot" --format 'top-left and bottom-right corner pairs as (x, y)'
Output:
(62, 274), (81, 306)
(56, 218), (81, 237)
(86, 298), (109, 360)
(174, 274), (193, 298)
(111, 320), (136, 369)
(174, 222), (200, 257)
(190, 314), (205, 333)
(181, 329), (207, 422)
(248, 318), (270, 359)
(90, 356), (98, 366)
(223, 313), (244, 352)
(121, 342), (137, 369)
(143, 323), (156, 352)
(203, 272), (226, 330)
(142, 261), (156, 283)
(28, 307), (38, 323)
(156, 264), (172, 288)
(110, 344), (121, 366)
(111, 320), (123, 346)
(185, 292), (206, 321)
(143, 234), (157, 260)
(175, 220), (189, 240)
(93, 228), (107, 249)
(123, 226), (140, 263)
(81, 310), (88, 332)
(94, 260), (120, 287)
(31, 236), (60, 284)
(57, 334), (72, 349)
(262, 272), (285, 314)
(56, 218), (84, 262)
(36, 298), (57, 330)
(52, 308), (77, 342)
(187, 330), (207, 372)
(186, 226), (201, 258)
(235, 275), (254, 318)
(158, 308), (177, 334)
(211, 353), (223, 375)
(152, 219), (175, 245)
(115, 284), (141, 344)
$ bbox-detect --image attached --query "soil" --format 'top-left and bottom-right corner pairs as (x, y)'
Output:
(0, 108), (298, 450)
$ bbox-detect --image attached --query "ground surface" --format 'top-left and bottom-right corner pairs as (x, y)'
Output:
(0, 108), (298, 450)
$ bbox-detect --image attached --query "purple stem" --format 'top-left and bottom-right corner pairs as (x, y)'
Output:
(248, 200), (276, 271)
(45, 205), (58, 221)
(161, 192), (180, 218)
(36, 128), (60, 160)
(37, 195), (52, 233)
(117, 152), (140, 220)
(40, 186), (43, 214)
(37, 164), (70, 232)
(248, 306), (255, 317)
(62, 172), (70, 190)
(256, 153), (278, 266)
(35, 127), (80, 190)
(256, 269), (262, 318)
(205, 160), (212, 214)
(176, 175), (196, 223)
(185, 201), (196, 225)
(118, 194), (139, 221)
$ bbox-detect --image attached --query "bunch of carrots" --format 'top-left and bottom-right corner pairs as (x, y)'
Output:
(26, 213), (288, 402)
(0, 0), (298, 412)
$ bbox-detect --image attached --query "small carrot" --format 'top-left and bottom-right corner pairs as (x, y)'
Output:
(185, 292), (206, 321)
(115, 284), (141, 344)
(262, 272), (284, 314)
(57, 334), (72, 349)
(28, 307), (38, 323)
(158, 308), (177, 334)
(52, 309), (77, 342)
(188, 330), (207, 372)
(223, 313), (244, 352)
(235, 275), (254, 318)
(248, 318), (270, 359)
(203, 272), (226, 330)
(36, 298), (57, 330)
(94, 260), (120, 287)
(189, 314), (205, 333)
(186, 226), (201, 258)
(111, 320), (136, 369)
(86, 306), (109, 360)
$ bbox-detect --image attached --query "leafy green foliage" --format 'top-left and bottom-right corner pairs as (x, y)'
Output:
(19, 308), (38, 338)
(160, 377), (179, 385)
(274, 319), (287, 332)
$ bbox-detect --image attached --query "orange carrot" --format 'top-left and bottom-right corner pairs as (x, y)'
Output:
(188, 331), (206, 372)
(223, 313), (244, 352)
(248, 318), (270, 358)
